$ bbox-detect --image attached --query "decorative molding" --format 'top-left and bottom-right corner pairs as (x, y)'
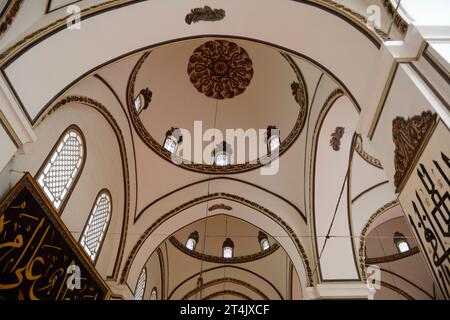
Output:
(168, 265), (284, 300)
(127, 51), (308, 174)
(46, 95), (130, 282)
(203, 290), (251, 301)
(120, 192), (313, 286)
(209, 203), (232, 211)
(330, 126), (345, 151)
(169, 236), (280, 264)
(187, 40), (253, 99)
(381, 0), (409, 34)
(354, 135), (383, 169)
(392, 111), (438, 193)
(182, 277), (268, 300)
(0, 0), (23, 38)
(319, 0), (390, 41)
(185, 6), (225, 25)
(358, 200), (399, 281)
(365, 246), (420, 264)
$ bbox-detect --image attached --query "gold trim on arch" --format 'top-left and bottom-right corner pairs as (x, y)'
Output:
(358, 200), (399, 280)
(120, 192), (313, 286)
(354, 134), (383, 169)
(182, 277), (269, 300)
(365, 246), (419, 264)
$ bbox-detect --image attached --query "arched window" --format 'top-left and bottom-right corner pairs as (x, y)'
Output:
(214, 141), (232, 166)
(134, 88), (152, 114)
(150, 287), (157, 300)
(394, 232), (410, 253)
(80, 190), (112, 262)
(186, 231), (199, 251)
(134, 268), (146, 300)
(223, 238), (234, 259)
(258, 231), (270, 251)
(37, 126), (85, 212)
(266, 126), (281, 154)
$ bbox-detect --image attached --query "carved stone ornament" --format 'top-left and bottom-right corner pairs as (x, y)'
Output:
(392, 111), (437, 192)
(330, 127), (345, 151)
(187, 40), (254, 99)
(291, 81), (306, 109)
(0, 0), (23, 37)
(185, 6), (225, 25)
(208, 203), (232, 211)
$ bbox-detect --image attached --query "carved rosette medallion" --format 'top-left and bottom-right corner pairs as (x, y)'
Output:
(187, 40), (254, 99)
(392, 111), (437, 192)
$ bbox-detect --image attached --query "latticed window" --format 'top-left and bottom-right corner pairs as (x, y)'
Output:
(135, 268), (147, 300)
(80, 191), (112, 261)
(37, 127), (85, 211)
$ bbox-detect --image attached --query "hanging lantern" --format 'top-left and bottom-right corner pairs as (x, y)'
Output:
(163, 127), (183, 154)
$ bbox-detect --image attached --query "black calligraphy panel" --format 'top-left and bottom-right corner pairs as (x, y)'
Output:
(0, 173), (110, 300)
(409, 151), (449, 299)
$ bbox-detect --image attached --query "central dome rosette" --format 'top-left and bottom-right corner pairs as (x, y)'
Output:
(187, 40), (254, 100)
(127, 38), (309, 174)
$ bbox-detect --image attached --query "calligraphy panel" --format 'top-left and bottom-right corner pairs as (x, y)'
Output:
(399, 120), (450, 299)
(0, 173), (110, 300)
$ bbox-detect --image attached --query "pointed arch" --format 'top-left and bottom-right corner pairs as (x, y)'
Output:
(80, 189), (112, 263)
(36, 124), (86, 213)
